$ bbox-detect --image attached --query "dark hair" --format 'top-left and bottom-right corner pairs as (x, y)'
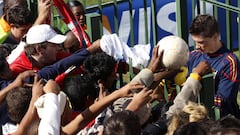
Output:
(142, 120), (168, 135)
(6, 87), (32, 123)
(173, 121), (207, 135)
(210, 115), (240, 131)
(103, 110), (141, 135)
(6, 5), (34, 27)
(83, 52), (116, 82)
(189, 14), (219, 38)
(0, 55), (8, 71)
(3, 0), (28, 13)
(210, 128), (240, 135)
(0, 43), (17, 57)
(67, 0), (84, 8)
(63, 74), (98, 111)
(173, 119), (214, 135)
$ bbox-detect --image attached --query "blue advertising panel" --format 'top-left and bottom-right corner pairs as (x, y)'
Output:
(100, 0), (178, 46)
(88, 0), (238, 49)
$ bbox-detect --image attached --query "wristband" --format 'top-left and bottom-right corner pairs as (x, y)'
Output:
(145, 68), (153, 73)
(190, 73), (201, 80)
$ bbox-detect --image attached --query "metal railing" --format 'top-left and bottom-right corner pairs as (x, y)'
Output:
(28, 0), (240, 80)
(194, 0), (240, 56)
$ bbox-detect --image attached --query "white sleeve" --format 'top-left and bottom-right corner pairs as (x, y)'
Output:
(166, 77), (202, 118)
(7, 41), (25, 64)
(100, 33), (151, 68)
(38, 93), (61, 135)
(130, 68), (154, 87)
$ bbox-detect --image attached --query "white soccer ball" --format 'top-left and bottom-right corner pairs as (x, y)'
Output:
(157, 35), (189, 69)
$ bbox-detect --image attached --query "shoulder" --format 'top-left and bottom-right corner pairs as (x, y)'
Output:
(188, 49), (204, 63)
(222, 52), (240, 67)
(188, 49), (203, 60)
(190, 49), (202, 55)
(220, 52), (240, 81)
(10, 52), (31, 75)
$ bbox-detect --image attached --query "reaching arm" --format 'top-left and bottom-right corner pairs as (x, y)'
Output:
(33, 0), (51, 25)
(38, 80), (61, 135)
(62, 83), (144, 135)
(166, 61), (212, 119)
(0, 71), (36, 105)
(12, 75), (44, 135)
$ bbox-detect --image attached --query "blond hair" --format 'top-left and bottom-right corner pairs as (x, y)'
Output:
(166, 102), (208, 135)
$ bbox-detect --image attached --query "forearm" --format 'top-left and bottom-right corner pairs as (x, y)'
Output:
(38, 49), (89, 80)
(130, 68), (154, 88)
(86, 39), (102, 54)
(166, 76), (202, 118)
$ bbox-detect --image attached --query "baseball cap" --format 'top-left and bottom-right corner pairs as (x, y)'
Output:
(26, 24), (66, 44)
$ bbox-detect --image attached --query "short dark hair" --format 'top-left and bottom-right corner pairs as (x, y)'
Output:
(3, 0), (28, 13)
(210, 128), (240, 135)
(0, 55), (9, 74)
(83, 52), (116, 82)
(6, 5), (34, 27)
(67, 0), (84, 8)
(0, 43), (16, 57)
(103, 110), (141, 135)
(189, 14), (219, 38)
(63, 74), (98, 111)
(6, 87), (32, 123)
(173, 119), (214, 135)
(210, 115), (240, 130)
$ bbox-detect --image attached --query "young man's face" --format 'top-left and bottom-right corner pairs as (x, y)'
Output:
(191, 33), (218, 54)
(11, 24), (31, 42)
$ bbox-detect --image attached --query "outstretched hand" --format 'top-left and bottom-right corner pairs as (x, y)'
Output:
(35, 0), (51, 25)
(117, 83), (145, 98)
(32, 75), (44, 100)
(12, 70), (37, 87)
(192, 61), (212, 76)
(148, 46), (164, 73)
(126, 88), (153, 112)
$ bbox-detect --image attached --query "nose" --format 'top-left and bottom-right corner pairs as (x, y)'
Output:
(195, 43), (202, 50)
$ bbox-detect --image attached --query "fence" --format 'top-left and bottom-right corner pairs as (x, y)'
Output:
(26, 0), (240, 119)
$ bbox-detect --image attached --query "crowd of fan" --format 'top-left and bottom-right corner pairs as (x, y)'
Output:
(0, 0), (240, 135)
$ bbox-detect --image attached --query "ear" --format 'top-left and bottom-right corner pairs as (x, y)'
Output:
(213, 32), (219, 40)
(9, 23), (15, 27)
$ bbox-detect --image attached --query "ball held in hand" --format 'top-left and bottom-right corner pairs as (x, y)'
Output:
(157, 35), (189, 69)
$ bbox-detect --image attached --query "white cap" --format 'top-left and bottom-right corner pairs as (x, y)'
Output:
(26, 24), (66, 44)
